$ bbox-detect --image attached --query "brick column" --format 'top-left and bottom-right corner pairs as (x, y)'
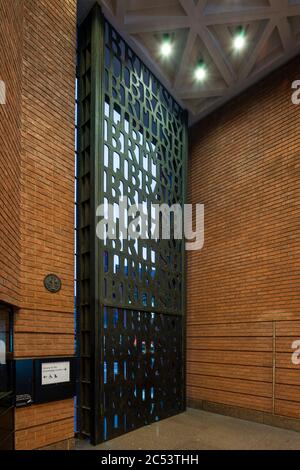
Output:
(0, 0), (77, 450)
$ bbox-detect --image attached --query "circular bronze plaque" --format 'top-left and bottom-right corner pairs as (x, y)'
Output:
(44, 274), (62, 293)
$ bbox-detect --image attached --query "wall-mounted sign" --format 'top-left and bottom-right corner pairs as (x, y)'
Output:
(41, 361), (70, 386)
(44, 274), (62, 293)
(15, 357), (76, 406)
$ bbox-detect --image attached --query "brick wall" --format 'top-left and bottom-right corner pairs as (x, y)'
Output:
(15, 400), (74, 450)
(0, 0), (77, 450)
(14, 0), (77, 450)
(0, 0), (23, 306)
(187, 57), (300, 424)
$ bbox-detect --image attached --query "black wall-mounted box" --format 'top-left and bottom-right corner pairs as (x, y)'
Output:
(15, 359), (34, 407)
(14, 357), (76, 407)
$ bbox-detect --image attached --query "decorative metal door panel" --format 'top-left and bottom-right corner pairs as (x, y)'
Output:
(102, 308), (183, 441)
(78, 5), (187, 445)
(0, 305), (14, 450)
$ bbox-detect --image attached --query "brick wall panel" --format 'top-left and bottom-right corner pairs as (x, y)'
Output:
(188, 57), (300, 422)
(15, 400), (74, 431)
(15, 418), (74, 451)
(0, 0), (23, 306)
(7, 0), (78, 450)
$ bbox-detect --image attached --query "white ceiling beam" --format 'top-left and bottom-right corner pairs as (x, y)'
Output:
(240, 19), (276, 80)
(129, 35), (173, 87)
(178, 0), (196, 18)
(116, 0), (126, 23)
(190, 44), (300, 124)
(204, 9), (276, 26)
(277, 17), (294, 51)
(98, 2), (186, 111)
(196, 0), (208, 17)
(123, 16), (190, 34)
(286, 5), (300, 16)
(179, 88), (225, 99)
(214, 25), (234, 50)
(173, 30), (197, 90)
(269, 0), (294, 51)
(194, 96), (221, 113)
(198, 26), (236, 85)
(269, 0), (289, 9)
(95, 0), (300, 123)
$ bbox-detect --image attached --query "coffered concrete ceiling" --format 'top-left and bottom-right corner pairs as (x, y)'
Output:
(78, 0), (300, 124)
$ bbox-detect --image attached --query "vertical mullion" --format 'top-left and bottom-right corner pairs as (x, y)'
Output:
(76, 27), (84, 440)
(181, 110), (189, 412)
(90, 5), (105, 446)
(78, 13), (93, 440)
(75, 83), (80, 434)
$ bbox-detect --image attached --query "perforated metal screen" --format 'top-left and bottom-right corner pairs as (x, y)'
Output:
(78, 5), (187, 445)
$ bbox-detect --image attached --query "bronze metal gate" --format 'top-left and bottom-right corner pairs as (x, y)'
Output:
(77, 5), (187, 445)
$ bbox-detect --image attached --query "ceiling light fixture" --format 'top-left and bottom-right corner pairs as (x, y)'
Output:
(160, 35), (173, 58)
(233, 27), (246, 51)
(195, 61), (207, 82)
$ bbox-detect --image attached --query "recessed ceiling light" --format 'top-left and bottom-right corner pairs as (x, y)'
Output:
(160, 37), (173, 58)
(233, 30), (246, 51)
(195, 63), (207, 82)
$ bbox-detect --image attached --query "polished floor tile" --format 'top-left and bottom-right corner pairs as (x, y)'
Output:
(76, 408), (300, 451)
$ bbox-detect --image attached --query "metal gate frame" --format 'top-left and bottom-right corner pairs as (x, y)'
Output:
(0, 304), (14, 450)
(77, 4), (188, 445)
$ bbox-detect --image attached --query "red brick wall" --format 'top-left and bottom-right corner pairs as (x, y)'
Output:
(0, 0), (77, 450)
(14, 0), (77, 450)
(0, 0), (23, 306)
(187, 57), (300, 422)
(15, 399), (74, 450)
(16, 0), (76, 357)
